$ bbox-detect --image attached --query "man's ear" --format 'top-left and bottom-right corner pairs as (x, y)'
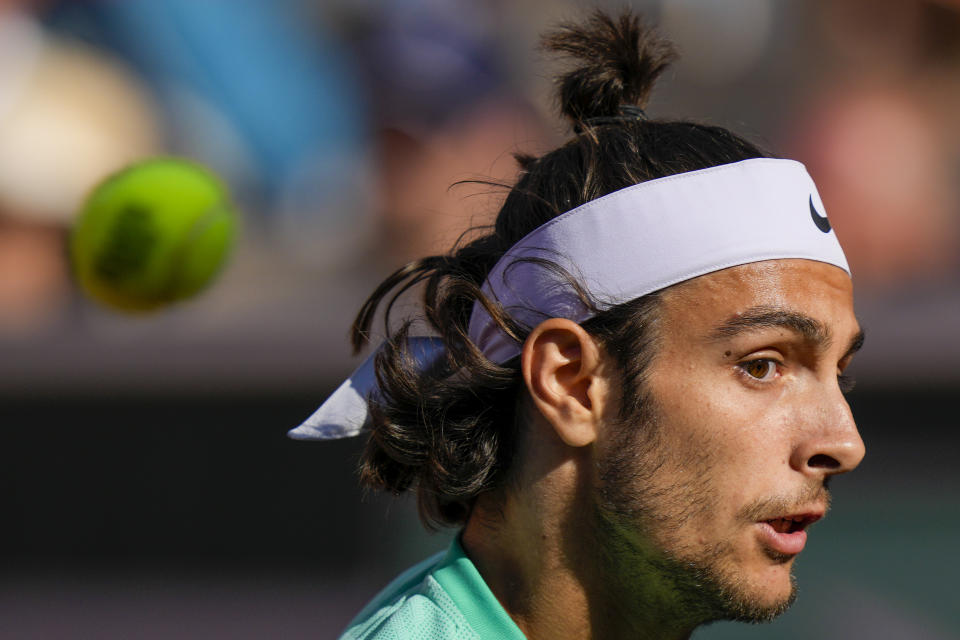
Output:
(521, 318), (607, 448)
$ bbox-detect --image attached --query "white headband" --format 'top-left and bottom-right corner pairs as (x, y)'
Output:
(290, 158), (848, 440)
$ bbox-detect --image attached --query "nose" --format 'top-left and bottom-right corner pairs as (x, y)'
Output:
(789, 392), (866, 478)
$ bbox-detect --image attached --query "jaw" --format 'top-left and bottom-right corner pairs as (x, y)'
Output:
(643, 517), (802, 617)
(590, 509), (802, 630)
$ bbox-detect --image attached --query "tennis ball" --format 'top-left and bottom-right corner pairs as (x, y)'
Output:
(70, 158), (237, 311)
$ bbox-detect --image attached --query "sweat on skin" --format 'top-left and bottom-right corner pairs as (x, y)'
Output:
(462, 259), (865, 640)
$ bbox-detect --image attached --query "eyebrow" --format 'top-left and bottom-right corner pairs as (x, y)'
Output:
(709, 305), (866, 358)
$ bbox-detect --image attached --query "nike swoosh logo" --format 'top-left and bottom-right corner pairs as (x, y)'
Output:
(809, 195), (831, 233)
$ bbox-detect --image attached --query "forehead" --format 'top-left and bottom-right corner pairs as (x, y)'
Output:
(658, 259), (856, 336)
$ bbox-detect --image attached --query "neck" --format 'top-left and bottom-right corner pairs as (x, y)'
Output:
(460, 463), (698, 640)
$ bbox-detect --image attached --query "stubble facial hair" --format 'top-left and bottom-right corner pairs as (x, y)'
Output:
(589, 395), (802, 630)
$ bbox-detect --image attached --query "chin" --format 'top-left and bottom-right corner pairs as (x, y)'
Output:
(681, 539), (800, 624)
(732, 575), (798, 623)
(717, 561), (799, 623)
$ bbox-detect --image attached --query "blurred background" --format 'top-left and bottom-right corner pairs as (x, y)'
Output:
(1, 0), (957, 638)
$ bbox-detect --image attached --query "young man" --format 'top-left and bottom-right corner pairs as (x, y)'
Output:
(291, 11), (865, 639)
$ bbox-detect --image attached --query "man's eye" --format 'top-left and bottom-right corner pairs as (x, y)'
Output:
(741, 359), (777, 381)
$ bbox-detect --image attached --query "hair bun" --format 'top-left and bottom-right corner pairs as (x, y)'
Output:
(543, 10), (676, 127)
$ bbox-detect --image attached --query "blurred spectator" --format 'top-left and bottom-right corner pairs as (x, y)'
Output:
(0, 5), (160, 331)
(41, 0), (373, 268)
(0, 0), (957, 377)
(790, 0), (960, 288)
(794, 85), (959, 287)
(351, 0), (551, 263)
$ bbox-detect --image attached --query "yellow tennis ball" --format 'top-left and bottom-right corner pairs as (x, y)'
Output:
(70, 158), (237, 311)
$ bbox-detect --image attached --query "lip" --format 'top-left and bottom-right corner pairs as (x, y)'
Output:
(755, 510), (824, 557)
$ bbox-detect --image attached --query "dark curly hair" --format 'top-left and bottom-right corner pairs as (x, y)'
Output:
(351, 9), (771, 529)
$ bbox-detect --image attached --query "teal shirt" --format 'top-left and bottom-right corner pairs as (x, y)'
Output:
(341, 538), (527, 639)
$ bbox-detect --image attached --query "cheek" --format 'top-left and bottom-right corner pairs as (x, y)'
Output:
(653, 374), (792, 511)
(667, 360), (792, 444)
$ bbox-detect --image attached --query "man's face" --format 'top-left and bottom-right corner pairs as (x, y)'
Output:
(593, 258), (865, 623)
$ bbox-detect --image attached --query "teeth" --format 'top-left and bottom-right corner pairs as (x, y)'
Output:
(766, 517), (802, 533)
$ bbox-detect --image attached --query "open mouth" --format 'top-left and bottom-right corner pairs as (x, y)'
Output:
(765, 514), (818, 534)
(756, 512), (824, 556)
